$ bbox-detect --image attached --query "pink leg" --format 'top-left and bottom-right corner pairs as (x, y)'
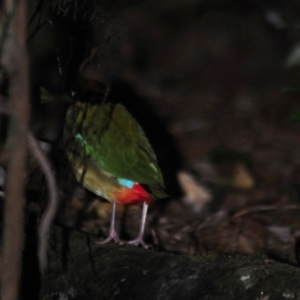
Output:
(128, 202), (150, 248)
(95, 202), (121, 244)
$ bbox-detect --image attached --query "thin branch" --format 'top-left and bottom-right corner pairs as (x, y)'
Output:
(232, 204), (300, 219)
(0, 100), (59, 274)
(28, 132), (58, 274)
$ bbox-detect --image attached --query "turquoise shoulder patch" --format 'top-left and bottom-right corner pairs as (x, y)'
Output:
(75, 133), (87, 146)
(118, 178), (135, 188)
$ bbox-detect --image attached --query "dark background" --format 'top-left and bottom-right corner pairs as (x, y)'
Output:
(26, 0), (300, 275)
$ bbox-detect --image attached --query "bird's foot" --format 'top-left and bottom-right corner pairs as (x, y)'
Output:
(127, 236), (151, 249)
(95, 229), (123, 245)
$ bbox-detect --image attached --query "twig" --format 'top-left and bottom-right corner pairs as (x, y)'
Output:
(0, 102), (59, 275)
(28, 132), (58, 274)
(233, 204), (300, 219)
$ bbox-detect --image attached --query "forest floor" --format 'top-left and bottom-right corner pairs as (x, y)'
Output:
(30, 1), (300, 268)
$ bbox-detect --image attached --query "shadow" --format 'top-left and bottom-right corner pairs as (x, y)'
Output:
(20, 213), (40, 300)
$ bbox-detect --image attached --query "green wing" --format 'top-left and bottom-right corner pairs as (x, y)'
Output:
(63, 102), (166, 198)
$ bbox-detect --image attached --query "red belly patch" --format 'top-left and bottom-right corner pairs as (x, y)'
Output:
(114, 183), (153, 205)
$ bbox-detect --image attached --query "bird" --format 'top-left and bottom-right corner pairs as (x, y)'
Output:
(61, 101), (167, 247)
